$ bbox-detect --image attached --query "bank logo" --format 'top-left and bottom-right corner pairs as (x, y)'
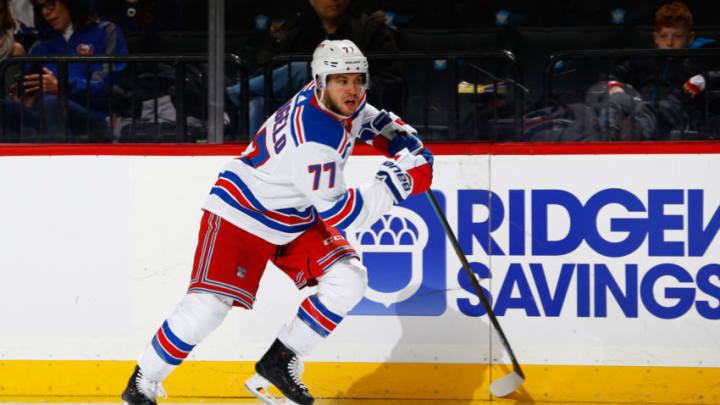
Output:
(348, 192), (446, 316)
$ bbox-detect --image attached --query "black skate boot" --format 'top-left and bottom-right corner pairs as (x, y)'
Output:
(121, 365), (167, 405)
(245, 339), (314, 405)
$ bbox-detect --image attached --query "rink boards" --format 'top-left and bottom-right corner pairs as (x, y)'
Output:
(0, 142), (719, 404)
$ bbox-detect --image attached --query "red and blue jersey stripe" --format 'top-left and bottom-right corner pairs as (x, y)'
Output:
(210, 170), (317, 233)
(291, 103), (307, 146)
(338, 130), (352, 160)
(350, 91), (367, 120)
(320, 188), (364, 230)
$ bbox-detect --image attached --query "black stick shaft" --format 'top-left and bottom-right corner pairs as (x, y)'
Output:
(425, 189), (524, 378)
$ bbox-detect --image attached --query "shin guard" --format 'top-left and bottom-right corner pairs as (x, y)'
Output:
(138, 292), (232, 381)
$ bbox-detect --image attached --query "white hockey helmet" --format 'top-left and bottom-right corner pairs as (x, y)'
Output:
(311, 39), (369, 91)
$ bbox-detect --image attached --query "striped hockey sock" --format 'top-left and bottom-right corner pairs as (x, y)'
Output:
(151, 320), (195, 365)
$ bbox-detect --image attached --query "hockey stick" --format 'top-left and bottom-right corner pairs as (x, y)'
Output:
(425, 189), (525, 397)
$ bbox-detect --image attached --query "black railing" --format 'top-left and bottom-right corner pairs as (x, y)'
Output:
(0, 54), (246, 143)
(544, 48), (720, 103)
(540, 48), (720, 141)
(6, 49), (717, 143)
(264, 50), (525, 142)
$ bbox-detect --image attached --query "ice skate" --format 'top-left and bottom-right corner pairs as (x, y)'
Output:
(245, 339), (314, 405)
(121, 365), (167, 405)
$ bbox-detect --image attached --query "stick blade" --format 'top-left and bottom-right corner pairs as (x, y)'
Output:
(490, 370), (524, 397)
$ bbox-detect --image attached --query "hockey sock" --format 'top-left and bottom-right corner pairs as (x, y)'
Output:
(279, 258), (367, 356)
(138, 292), (232, 381)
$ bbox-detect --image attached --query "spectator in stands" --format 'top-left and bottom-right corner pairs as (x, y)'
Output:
(3, 0), (128, 142)
(605, 1), (716, 140)
(0, 0), (27, 94)
(226, 0), (400, 137)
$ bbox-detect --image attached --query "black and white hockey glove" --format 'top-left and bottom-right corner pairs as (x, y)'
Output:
(376, 148), (434, 204)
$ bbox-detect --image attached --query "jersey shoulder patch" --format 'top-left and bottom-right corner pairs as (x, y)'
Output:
(297, 103), (347, 151)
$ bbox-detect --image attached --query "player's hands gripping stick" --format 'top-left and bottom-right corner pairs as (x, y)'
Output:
(376, 148), (434, 204)
(361, 109), (423, 156)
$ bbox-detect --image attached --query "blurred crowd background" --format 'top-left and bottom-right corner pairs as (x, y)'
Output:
(1, 0), (719, 143)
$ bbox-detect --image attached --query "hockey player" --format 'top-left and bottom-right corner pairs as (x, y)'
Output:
(121, 39), (433, 405)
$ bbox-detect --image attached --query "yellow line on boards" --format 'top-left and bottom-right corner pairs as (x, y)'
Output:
(0, 361), (717, 404)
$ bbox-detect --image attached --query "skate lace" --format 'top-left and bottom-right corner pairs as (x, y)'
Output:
(136, 368), (168, 400)
(288, 357), (308, 391)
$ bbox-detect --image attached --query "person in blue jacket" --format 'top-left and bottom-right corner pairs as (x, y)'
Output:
(4, 0), (127, 142)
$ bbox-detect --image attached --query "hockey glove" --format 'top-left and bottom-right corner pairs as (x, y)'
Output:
(376, 148), (434, 204)
(396, 148), (433, 195)
(359, 110), (393, 143)
(387, 130), (423, 156)
(360, 110), (423, 156)
(376, 158), (413, 204)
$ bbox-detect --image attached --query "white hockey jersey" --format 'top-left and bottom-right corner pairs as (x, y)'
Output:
(203, 81), (396, 245)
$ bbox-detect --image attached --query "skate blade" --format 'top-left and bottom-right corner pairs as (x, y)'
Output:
(244, 373), (300, 405)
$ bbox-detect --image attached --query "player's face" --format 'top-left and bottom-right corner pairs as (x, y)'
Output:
(653, 26), (694, 49)
(323, 73), (365, 116)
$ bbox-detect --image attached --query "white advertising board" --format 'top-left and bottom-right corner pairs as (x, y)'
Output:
(0, 153), (717, 369)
